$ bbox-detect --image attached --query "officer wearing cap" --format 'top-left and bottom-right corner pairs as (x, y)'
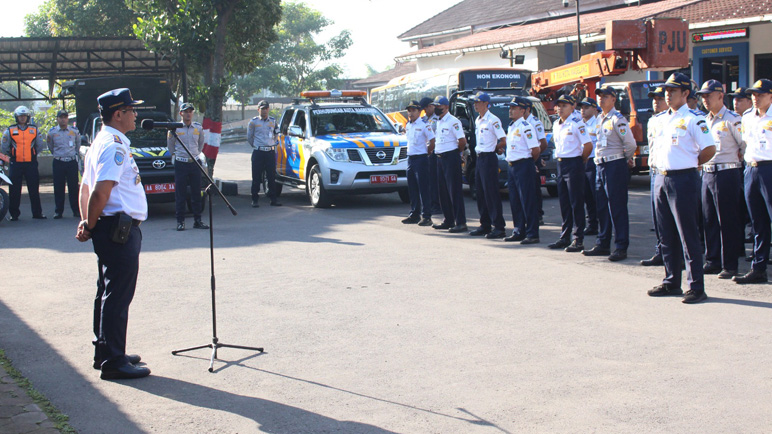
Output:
(641, 86), (667, 266)
(582, 86), (637, 261)
(735, 78), (772, 284)
(1, 105), (46, 220)
(504, 96), (540, 244)
(46, 109), (81, 219)
(469, 92), (506, 238)
(687, 89), (705, 115)
(168, 102), (209, 231)
(420, 96), (442, 215)
(247, 100), (281, 207)
(729, 87), (753, 116)
(75, 88), (150, 380)
(548, 94), (593, 252)
(402, 100), (435, 226)
(430, 95), (468, 233)
(524, 99), (549, 225)
(696, 79), (745, 279)
(578, 97), (600, 236)
(647, 73), (715, 303)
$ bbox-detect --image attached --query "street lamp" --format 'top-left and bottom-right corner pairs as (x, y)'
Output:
(564, 0), (582, 59)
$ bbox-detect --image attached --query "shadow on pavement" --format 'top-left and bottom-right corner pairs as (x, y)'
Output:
(706, 296), (772, 309)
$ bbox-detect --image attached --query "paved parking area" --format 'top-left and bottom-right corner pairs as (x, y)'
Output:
(1, 142), (771, 433)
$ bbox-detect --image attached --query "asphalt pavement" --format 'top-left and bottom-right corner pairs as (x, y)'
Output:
(1, 142), (771, 433)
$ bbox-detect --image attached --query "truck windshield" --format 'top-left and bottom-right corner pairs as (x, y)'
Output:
(311, 107), (395, 136)
(94, 118), (168, 147)
(489, 100), (552, 133)
(628, 82), (665, 113)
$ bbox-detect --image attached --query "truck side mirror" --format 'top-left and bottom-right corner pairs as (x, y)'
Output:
(618, 97), (631, 116)
(288, 125), (304, 138)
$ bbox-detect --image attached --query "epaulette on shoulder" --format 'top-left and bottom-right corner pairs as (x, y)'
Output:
(690, 109), (706, 117)
(728, 110), (740, 117)
(743, 108), (754, 116)
(613, 111), (625, 119)
(570, 115), (582, 123)
(654, 111), (667, 118)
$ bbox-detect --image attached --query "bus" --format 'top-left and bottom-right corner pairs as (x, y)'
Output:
(370, 67), (532, 125)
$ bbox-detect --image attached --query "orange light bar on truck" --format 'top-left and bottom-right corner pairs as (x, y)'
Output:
(300, 90), (367, 98)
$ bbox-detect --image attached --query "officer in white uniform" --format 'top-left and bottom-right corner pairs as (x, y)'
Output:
(431, 96), (468, 233)
(525, 102), (548, 224)
(504, 96), (541, 244)
(696, 79), (745, 279)
(47, 109), (81, 218)
(641, 86), (667, 266)
(168, 102), (209, 231)
(548, 94), (592, 252)
(735, 79), (772, 284)
(647, 73), (715, 304)
(402, 100), (435, 226)
(578, 97), (600, 236)
(76, 88), (150, 380)
(420, 97), (442, 215)
(469, 92), (506, 238)
(247, 100), (280, 207)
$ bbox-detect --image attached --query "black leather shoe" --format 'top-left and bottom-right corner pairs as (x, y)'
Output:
(417, 218), (432, 226)
(548, 239), (570, 249)
(270, 201), (282, 206)
(582, 246), (610, 256)
(432, 221), (452, 230)
(448, 224), (468, 233)
(9, 216), (19, 221)
(193, 221), (209, 229)
(640, 254), (664, 266)
(177, 222), (185, 231)
(608, 249), (628, 262)
(486, 229), (506, 239)
(94, 354), (141, 370)
(682, 289), (708, 304)
(564, 240), (584, 252)
(733, 269), (768, 284)
(32, 215), (47, 219)
(583, 227), (598, 236)
(717, 269), (736, 279)
(401, 216), (420, 224)
(504, 232), (526, 242)
(469, 227), (491, 236)
(647, 283), (683, 297)
(53, 213), (63, 219)
(703, 263), (722, 274)
(251, 200), (259, 208)
(520, 237), (539, 245)
(100, 363), (151, 380)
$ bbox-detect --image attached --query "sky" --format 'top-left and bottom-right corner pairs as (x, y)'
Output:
(4, 0), (464, 79)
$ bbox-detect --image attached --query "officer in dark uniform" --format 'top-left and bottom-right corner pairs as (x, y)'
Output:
(47, 109), (81, 219)
(168, 102), (209, 231)
(641, 86), (667, 266)
(247, 100), (281, 207)
(420, 97), (442, 215)
(469, 92), (506, 238)
(696, 80), (745, 279)
(1, 106), (46, 220)
(578, 97), (599, 236)
(647, 73), (715, 303)
(76, 88), (150, 379)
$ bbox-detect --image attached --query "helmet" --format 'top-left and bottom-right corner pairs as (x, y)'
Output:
(14, 106), (32, 122)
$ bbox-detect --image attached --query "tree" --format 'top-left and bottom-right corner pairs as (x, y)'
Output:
(251, 2), (352, 97)
(130, 0), (282, 170)
(227, 74), (263, 120)
(24, 0), (136, 37)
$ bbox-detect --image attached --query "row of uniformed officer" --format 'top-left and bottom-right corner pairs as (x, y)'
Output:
(1, 106), (46, 220)
(167, 103), (209, 231)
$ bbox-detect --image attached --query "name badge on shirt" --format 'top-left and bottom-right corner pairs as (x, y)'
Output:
(69, 140), (74, 147)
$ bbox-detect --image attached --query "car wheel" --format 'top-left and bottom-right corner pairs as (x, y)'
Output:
(307, 164), (331, 208)
(0, 187), (8, 221)
(546, 185), (558, 197)
(398, 188), (410, 204)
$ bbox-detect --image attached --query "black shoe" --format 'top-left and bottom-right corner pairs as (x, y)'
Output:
(53, 213), (63, 219)
(100, 363), (151, 380)
(608, 249), (627, 262)
(733, 269), (768, 284)
(583, 227), (598, 236)
(9, 216), (18, 221)
(432, 221), (452, 230)
(640, 254), (664, 266)
(647, 283), (683, 297)
(485, 229), (506, 239)
(717, 269), (737, 279)
(448, 224), (468, 233)
(548, 239), (570, 249)
(745, 233), (753, 243)
(682, 289), (708, 304)
(193, 221), (209, 229)
(504, 232), (526, 242)
(417, 218), (432, 226)
(177, 222), (185, 231)
(94, 354), (141, 370)
(703, 263), (722, 274)
(401, 216), (420, 224)
(520, 237), (540, 245)
(270, 201), (282, 206)
(564, 240), (584, 252)
(32, 215), (47, 219)
(582, 246), (610, 256)
(469, 227), (491, 236)
(538, 217), (544, 226)
(251, 200), (259, 208)
(746, 254), (754, 262)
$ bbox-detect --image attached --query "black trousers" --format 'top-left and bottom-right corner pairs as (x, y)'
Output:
(53, 159), (79, 216)
(428, 153), (441, 213)
(584, 159), (598, 230)
(595, 158), (630, 250)
(702, 168), (743, 271)
(474, 152), (505, 230)
(92, 219), (141, 368)
(744, 164), (772, 272)
(8, 160), (42, 219)
(407, 154), (431, 218)
(251, 149), (277, 202)
(174, 161), (203, 222)
(557, 157), (585, 241)
(508, 159), (539, 238)
(437, 150), (466, 226)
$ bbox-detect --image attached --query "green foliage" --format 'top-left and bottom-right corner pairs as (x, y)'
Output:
(24, 0), (136, 37)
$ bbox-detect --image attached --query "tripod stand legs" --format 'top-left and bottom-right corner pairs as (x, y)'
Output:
(172, 337), (264, 372)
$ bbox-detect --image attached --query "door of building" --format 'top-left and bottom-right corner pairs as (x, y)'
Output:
(702, 56), (740, 90)
(755, 54), (772, 82)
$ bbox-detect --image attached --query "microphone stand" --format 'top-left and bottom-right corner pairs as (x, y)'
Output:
(163, 124), (264, 372)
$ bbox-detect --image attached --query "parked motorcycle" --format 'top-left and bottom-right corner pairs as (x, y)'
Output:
(0, 153), (11, 222)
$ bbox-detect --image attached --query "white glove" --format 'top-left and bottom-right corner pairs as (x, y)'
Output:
(197, 153), (208, 167)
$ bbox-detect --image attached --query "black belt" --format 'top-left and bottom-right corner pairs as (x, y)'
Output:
(477, 151), (496, 155)
(408, 154), (428, 158)
(659, 168), (697, 176)
(750, 160), (772, 167)
(508, 158), (530, 166)
(557, 156), (581, 162)
(98, 215), (142, 226)
(436, 150), (457, 158)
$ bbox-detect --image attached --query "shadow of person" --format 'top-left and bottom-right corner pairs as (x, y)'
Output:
(706, 296), (772, 309)
(124, 375), (399, 433)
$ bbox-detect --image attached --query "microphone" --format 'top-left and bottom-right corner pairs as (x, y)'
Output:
(141, 119), (184, 130)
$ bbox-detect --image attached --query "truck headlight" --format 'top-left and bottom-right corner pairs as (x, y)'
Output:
(325, 148), (349, 162)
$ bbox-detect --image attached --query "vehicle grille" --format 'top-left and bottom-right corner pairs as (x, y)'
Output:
(398, 147), (407, 160)
(364, 148), (395, 164)
(136, 158), (172, 171)
(347, 149), (362, 161)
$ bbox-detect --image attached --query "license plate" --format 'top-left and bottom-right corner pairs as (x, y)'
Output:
(540, 175), (546, 185)
(370, 174), (397, 184)
(145, 183), (175, 194)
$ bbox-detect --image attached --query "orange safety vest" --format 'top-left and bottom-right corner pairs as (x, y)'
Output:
(8, 125), (37, 162)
